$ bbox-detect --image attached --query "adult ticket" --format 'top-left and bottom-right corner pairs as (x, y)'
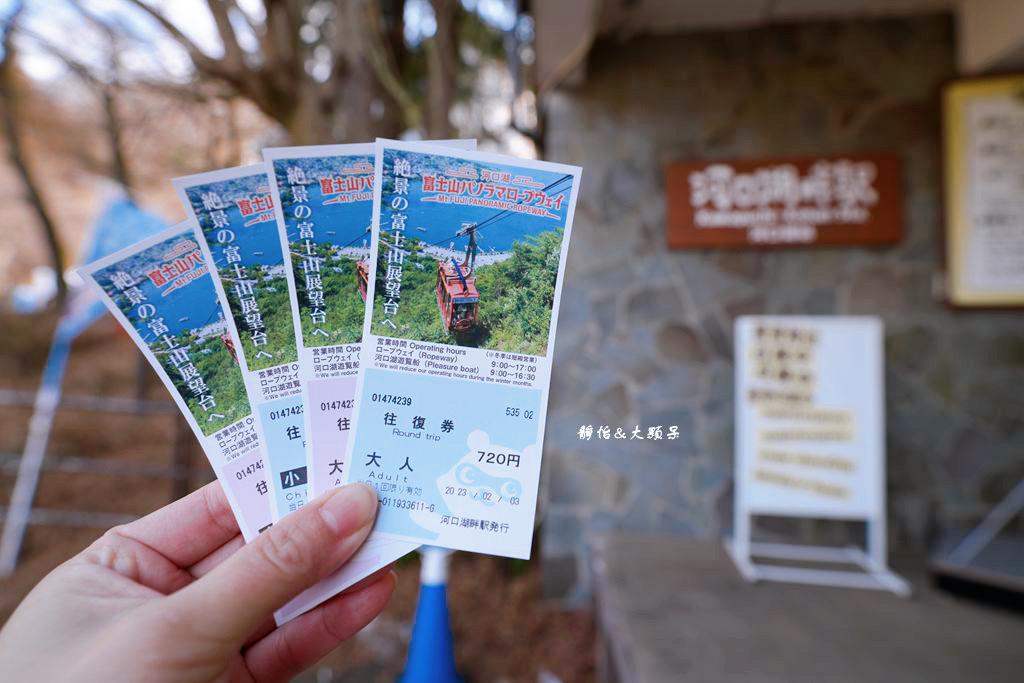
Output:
(347, 140), (581, 559)
(80, 221), (273, 541)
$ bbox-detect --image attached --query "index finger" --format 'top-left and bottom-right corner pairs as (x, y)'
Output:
(111, 481), (241, 568)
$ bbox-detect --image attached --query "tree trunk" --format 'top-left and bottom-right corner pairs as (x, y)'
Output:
(280, 81), (336, 145)
(327, 0), (405, 143)
(0, 43), (67, 306)
(102, 84), (135, 202)
(426, 0), (457, 139)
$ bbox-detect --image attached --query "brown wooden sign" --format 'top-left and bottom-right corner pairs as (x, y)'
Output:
(665, 154), (903, 248)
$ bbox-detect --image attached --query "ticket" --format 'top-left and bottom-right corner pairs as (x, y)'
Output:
(79, 221), (273, 541)
(347, 140), (581, 559)
(172, 164), (400, 624)
(173, 165), (308, 521)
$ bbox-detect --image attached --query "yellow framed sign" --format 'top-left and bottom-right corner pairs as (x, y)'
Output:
(943, 74), (1024, 306)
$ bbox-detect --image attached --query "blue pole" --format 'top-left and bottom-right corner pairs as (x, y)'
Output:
(0, 318), (74, 574)
(399, 547), (459, 683)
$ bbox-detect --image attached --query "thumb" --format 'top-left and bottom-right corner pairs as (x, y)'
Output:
(161, 482), (378, 646)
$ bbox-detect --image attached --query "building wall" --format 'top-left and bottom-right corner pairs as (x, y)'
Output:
(540, 13), (1024, 602)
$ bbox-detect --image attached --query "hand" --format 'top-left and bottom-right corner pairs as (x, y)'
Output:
(0, 481), (394, 682)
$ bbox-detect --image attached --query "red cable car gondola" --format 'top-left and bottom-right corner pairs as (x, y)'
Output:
(435, 223), (480, 333)
(219, 333), (238, 365)
(356, 258), (369, 301)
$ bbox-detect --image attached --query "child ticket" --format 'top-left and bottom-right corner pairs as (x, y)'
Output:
(174, 165), (308, 521)
(80, 222), (273, 541)
(261, 140), (475, 622)
(347, 140), (581, 559)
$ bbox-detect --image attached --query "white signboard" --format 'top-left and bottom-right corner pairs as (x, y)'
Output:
(728, 316), (908, 595)
(943, 75), (1024, 306)
(736, 316), (882, 518)
(963, 94), (1024, 295)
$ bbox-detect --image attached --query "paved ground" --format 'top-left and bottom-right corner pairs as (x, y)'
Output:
(592, 536), (1024, 683)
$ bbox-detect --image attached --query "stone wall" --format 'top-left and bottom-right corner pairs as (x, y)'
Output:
(539, 14), (1024, 603)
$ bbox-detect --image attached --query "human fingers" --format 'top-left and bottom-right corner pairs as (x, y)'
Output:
(186, 534), (245, 580)
(111, 481), (239, 569)
(158, 483), (378, 648)
(189, 542), (394, 648)
(242, 571), (396, 682)
(241, 563), (398, 648)
(77, 528), (195, 595)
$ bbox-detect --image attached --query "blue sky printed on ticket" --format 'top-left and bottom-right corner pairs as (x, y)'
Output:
(175, 166), (309, 520)
(270, 152), (373, 349)
(91, 232), (247, 434)
(348, 140), (581, 559)
(369, 147), (574, 355)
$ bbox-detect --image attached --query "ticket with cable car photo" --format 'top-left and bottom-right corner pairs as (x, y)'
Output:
(347, 139), (581, 559)
(173, 164), (308, 522)
(261, 139), (475, 498)
(79, 221), (274, 542)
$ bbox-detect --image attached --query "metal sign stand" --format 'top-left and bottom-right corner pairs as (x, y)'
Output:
(725, 520), (910, 596)
(0, 307), (81, 574)
(726, 316), (910, 597)
(929, 479), (1024, 593)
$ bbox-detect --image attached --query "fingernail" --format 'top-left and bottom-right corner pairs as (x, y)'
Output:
(319, 483), (377, 536)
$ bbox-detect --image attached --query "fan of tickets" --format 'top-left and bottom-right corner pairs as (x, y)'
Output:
(81, 138), (581, 623)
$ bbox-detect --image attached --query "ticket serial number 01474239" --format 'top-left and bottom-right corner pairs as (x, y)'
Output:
(371, 393), (413, 406)
(234, 460), (264, 480)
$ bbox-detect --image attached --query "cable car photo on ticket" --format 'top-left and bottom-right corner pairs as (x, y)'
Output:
(370, 147), (574, 356)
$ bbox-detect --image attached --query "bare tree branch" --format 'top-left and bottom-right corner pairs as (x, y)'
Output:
(260, 0), (299, 73)
(101, 85), (135, 200)
(16, 24), (100, 84)
(205, 0), (246, 72)
(21, 12), (136, 200)
(224, 0), (260, 45)
(122, 0), (215, 68)
(54, 0), (470, 145)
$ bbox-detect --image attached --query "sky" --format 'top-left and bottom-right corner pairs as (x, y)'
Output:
(2, 0), (518, 82)
(3, 0), (264, 81)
